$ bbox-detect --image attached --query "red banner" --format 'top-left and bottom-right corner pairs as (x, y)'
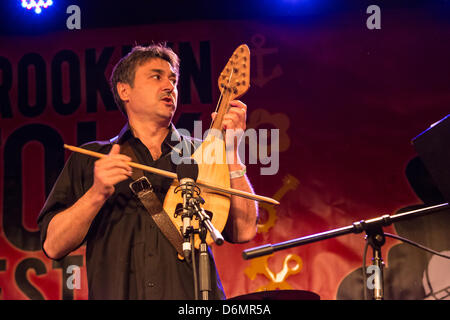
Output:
(1, 10), (449, 300)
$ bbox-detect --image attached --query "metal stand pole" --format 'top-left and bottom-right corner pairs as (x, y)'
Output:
(198, 225), (211, 300)
(365, 226), (385, 300)
(189, 197), (224, 300)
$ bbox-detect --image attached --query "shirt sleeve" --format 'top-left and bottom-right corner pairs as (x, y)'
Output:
(36, 150), (93, 259)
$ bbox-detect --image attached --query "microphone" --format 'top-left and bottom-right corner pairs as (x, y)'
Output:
(176, 158), (199, 260)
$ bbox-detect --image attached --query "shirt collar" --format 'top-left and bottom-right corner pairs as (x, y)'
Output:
(112, 122), (184, 149)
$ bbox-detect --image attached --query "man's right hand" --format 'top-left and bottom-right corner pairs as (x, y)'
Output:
(44, 144), (133, 260)
(90, 144), (132, 199)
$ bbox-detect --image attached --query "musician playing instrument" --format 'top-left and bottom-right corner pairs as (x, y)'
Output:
(37, 44), (258, 299)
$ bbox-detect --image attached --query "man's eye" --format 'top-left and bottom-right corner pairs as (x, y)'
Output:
(151, 75), (160, 80)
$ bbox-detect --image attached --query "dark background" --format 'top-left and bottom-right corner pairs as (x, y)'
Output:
(1, 0), (448, 35)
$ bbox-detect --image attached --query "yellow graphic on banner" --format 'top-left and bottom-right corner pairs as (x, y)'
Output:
(250, 34), (283, 88)
(245, 174), (302, 290)
(257, 174), (299, 233)
(247, 109), (291, 165)
(244, 253), (303, 291)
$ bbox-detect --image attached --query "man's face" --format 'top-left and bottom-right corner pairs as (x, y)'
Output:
(122, 58), (178, 123)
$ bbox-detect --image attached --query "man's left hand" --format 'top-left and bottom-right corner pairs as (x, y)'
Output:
(211, 100), (247, 165)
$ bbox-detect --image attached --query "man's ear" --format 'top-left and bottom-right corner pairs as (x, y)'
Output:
(116, 82), (131, 103)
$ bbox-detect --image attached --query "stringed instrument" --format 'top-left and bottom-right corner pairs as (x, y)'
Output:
(163, 44), (251, 248)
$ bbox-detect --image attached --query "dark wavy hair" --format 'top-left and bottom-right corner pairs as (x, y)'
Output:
(109, 44), (180, 117)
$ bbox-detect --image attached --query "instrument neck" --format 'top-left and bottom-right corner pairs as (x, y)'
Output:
(210, 89), (233, 133)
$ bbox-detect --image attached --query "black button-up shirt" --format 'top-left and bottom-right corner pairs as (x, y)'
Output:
(38, 123), (225, 300)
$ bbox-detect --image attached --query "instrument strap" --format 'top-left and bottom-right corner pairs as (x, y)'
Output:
(119, 140), (185, 257)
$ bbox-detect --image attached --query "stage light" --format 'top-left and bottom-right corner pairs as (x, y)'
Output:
(21, 0), (53, 14)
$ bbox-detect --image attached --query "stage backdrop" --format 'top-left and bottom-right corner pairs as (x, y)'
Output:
(1, 8), (450, 300)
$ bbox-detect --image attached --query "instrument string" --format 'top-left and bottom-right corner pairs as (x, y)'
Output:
(209, 67), (234, 132)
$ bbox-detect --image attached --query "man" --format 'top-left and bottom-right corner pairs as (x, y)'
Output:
(38, 44), (258, 299)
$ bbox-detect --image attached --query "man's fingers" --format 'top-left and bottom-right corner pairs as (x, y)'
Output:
(102, 168), (133, 181)
(91, 145), (133, 198)
(229, 100), (247, 111)
(104, 167), (133, 177)
(96, 160), (132, 173)
(222, 113), (246, 131)
(109, 144), (121, 155)
(108, 154), (132, 162)
(95, 168), (132, 186)
(108, 144), (132, 162)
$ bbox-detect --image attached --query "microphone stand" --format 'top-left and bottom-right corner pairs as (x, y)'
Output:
(189, 196), (224, 300)
(242, 202), (450, 300)
(179, 192), (224, 300)
(174, 160), (224, 300)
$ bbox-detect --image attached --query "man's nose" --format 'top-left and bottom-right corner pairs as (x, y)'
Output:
(162, 78), (176, 92)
